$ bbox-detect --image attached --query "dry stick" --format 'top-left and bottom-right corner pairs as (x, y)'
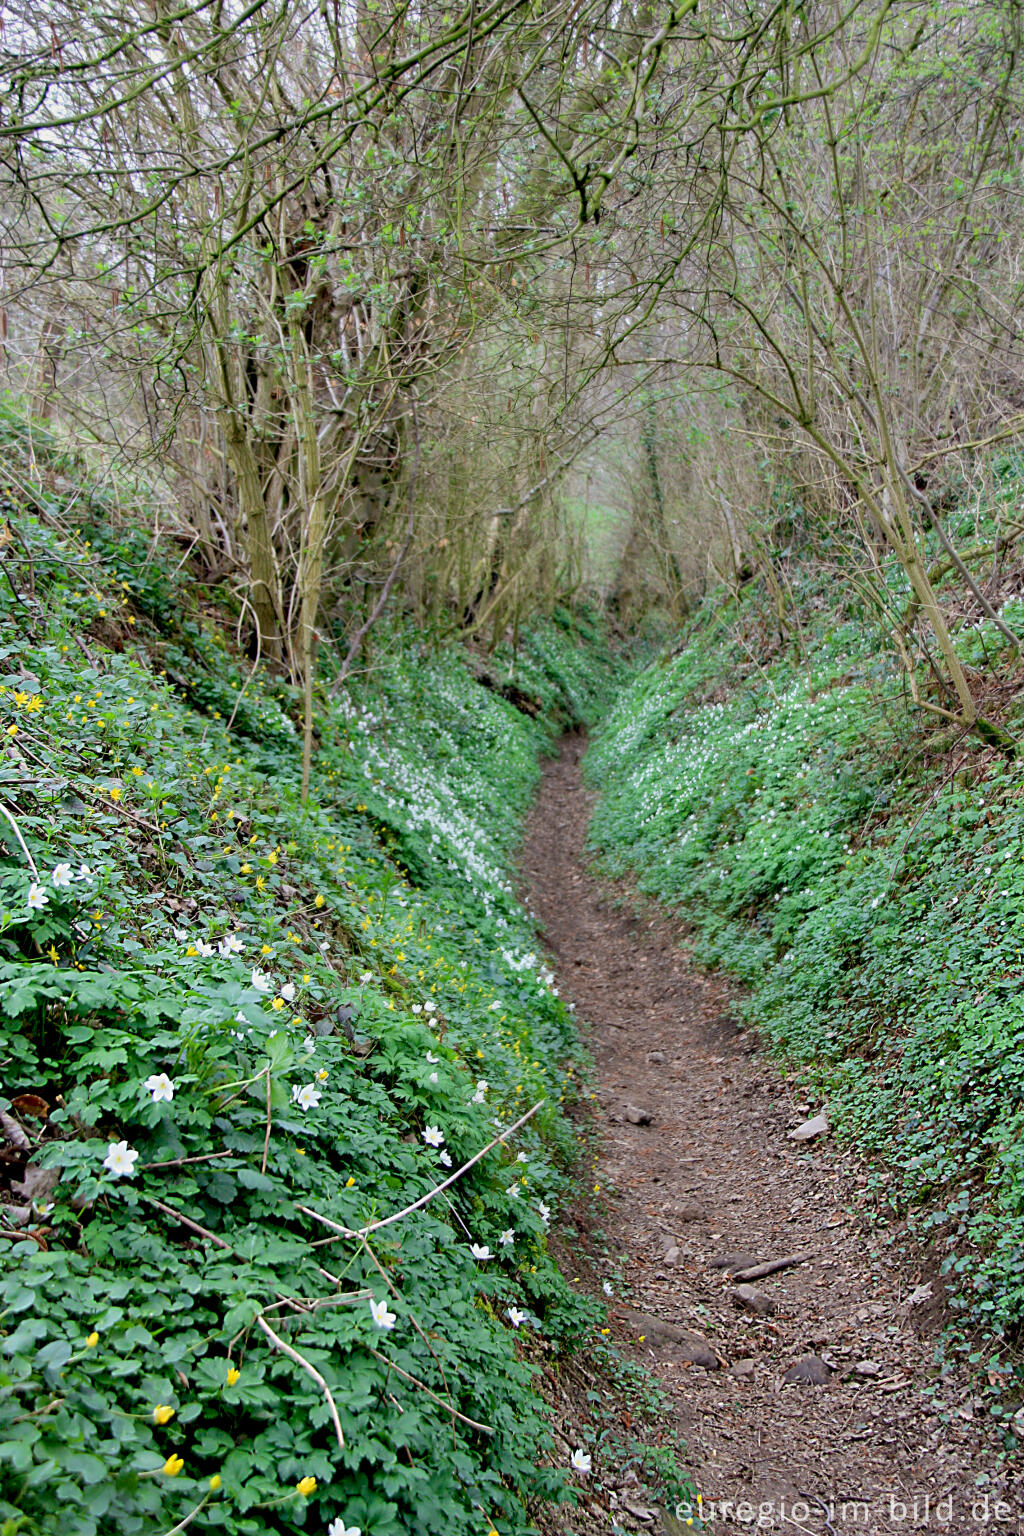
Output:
(730, 1251), (815, 1284)
(365, 1347), (494, 1435)
(296, 1099), (544, 1241)
(139, 1151), (234, 1170)
(255, 1313), (345, 1451)
(0, 801), (39, 877)
(261, 1066), (272, 1177)
(141, 1195), (234, 1252)
(358, 1233), (460, 1450)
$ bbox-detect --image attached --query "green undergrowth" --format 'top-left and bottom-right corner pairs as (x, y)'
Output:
(587, 507), (1024, 1387)
(0, 445), (627, 1534)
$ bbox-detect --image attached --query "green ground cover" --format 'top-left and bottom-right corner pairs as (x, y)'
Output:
(0, 436), (625, 1535)
(587, 508), (1024, 1386)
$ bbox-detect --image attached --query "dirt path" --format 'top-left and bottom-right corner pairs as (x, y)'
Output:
(524, 736), (1022, 1536)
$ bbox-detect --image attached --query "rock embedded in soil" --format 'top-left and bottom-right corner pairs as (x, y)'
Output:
(618, 1307), (722, 1369)
(731, 1357), (757, 1378)
(625, 1103), (653, 1125)
(787, 1112), (829, 1142)
(733, 1283), (775, 1316)
(783, 1355), (833, 1385)
(674, 1202), (704, 1222)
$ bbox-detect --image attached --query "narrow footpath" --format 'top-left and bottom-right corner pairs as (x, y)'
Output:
(523, 737), (1023, 1536)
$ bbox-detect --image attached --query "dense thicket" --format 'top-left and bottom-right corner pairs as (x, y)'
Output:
(4, 0), (1023, 767)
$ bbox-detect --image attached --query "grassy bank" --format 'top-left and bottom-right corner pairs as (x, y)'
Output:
(587, 512), (1024, 1388)
(0, 431), (625, 1534)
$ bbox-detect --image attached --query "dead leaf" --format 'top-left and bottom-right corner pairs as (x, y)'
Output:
(0, 1112), (30, 1152)
(10, 1094), (49, 1119)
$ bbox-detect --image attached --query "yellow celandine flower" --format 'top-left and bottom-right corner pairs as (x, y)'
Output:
(109, 786), (122, 802)
(314, 894), (325, 908)
(271, 997), (284, 1010)
(261, 943), (272, 955)
(345, 1176), (356, 1188)
(255, 875), (266, 892)
(162, 1456), (184, 1476)
(86, 1332), (100, 1348)
(6, 723), (17, 737)
(132, 765), (143, 776)
(153, 1405), (175, 1425)
(209, 1475), (222, 1491)
(296, 1476), (317, 1497)
(240, 862), (252, 874)
(226, 1367), (240, 1386)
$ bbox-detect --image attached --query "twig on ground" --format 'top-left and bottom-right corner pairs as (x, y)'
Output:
(255, 1313), (345, 1451)
(141, 1194), (234, 1252)
(365, 1346), (494, 1434)
(296, 1099), (544, 1241)
(139, 1151), (234, 1170)
(261, 1067), (272, 1176)
(730, 1251), (815, 1283)
(0, 801), (39, 876)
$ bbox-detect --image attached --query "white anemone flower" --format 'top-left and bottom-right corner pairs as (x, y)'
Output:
(280, 981), (296, 1002)
(538, 1202), (551, 1224)
(51, 863), (73, 888)
(571, 1450), (592, 1474)
(422, 1125), (444, 1147)
(507, 1306), (528, 1328)
(27, 883), (49, 911)
(327, 1522), (362, 1536)
(291, 1083), (321, 1112)
(499, 1228), (514, 1247)
(438, 1150), (452, 1167)
(369, 1297), (396, 1330)
(144, 1073), (175, 1103)
(251, 969), (272, 993)
(470, 1243), (492, 1260)
(103, 1141), (139, 1178)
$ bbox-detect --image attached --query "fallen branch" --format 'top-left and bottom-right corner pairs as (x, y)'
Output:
(365, 1346), (494, 1434)
(141, 1194), (234, 1252)
(139, 1151), (234, 1170)
(730, 1251), (815, 1283)
(256, 1313), (345, 1451)
(296, 1099), (544, 1241)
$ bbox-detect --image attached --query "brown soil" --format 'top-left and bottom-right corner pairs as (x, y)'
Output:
(524, 735), (1024, 1535)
